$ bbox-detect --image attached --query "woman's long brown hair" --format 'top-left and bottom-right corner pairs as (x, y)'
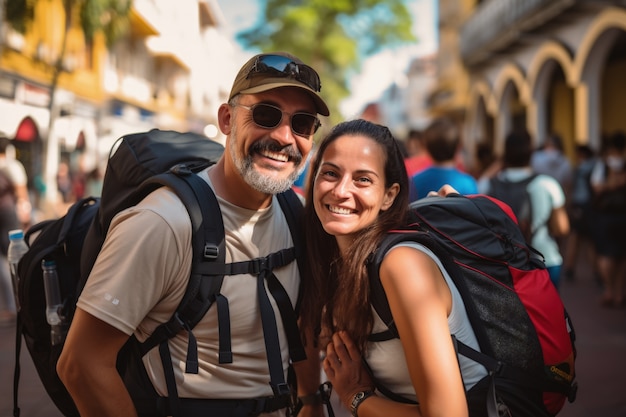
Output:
(299, 119), (409, 352)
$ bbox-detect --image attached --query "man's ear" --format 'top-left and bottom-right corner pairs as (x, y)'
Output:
(218, 103), (233, 135)
(381, 183), (400, 211)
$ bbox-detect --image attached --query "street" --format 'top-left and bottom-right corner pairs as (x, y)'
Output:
(1, 250), (625, 417)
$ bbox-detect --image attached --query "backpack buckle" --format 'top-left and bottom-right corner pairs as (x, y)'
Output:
(162, 312), (186, 338)
(251, 257), (269, 275)
(170, 163), (192, 175)
(204, 244), (219, 260)
(271, 382), (291, 397)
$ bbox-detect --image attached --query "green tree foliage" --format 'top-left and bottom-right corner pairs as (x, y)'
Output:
(238, 0), (416, 123)
(79, 0), (131, 47)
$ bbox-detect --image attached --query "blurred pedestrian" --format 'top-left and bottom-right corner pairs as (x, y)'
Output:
(403, 128), (432, 177)
(0, 135), (28, 324)
(0, 166), (18, 324)
(478, 130), (569, 289)
(589, 131), (626, 308)
(0, 135), (32, 229)
(471, 142), (497, 179)
(56, 161), (74, 203)
(531, 133), (573, 194)
(563, 145), (597, 282)
(409, 118), (477, 201)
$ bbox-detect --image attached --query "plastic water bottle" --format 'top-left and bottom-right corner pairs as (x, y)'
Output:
(41, 260), (66, 345)
(7, 229), (28, 311)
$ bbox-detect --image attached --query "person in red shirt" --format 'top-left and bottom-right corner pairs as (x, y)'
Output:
(403, 129), (433, 177)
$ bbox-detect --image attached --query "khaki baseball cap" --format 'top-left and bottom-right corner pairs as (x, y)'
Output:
(228, 52), (330, 116)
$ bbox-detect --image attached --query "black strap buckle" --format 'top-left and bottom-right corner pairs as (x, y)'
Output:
(204, 244), (219, 260)
(271, 382), (291, 397)
(170, 163), (193, 175)
(163, 312), (186, 338)
(251, 257), (269, 275)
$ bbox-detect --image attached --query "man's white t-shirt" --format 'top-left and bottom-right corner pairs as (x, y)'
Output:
(77, 168), (299, 410)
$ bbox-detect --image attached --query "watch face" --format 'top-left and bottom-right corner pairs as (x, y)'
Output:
(351, 391), (372, 416)
(351, 391), (367, 411)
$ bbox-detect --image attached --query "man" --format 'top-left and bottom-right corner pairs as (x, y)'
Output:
(0, 135), (29, 324)
(530, 133), (573, 194)
(58, 52), (329, 417)
(0, 135), (31, 228)
(409, 117), (477, 202)
(478, 130), (569, 289)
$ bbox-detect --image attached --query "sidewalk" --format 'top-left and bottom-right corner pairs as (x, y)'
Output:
(557, 268), (626, 417)
(1, 252), (625, 417)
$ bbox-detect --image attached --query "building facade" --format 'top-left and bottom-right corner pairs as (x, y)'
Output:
(0, 0), (234, 211)
(430, 0), (626, 171)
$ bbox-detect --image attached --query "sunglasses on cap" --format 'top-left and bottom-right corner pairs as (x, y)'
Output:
(235, 103), (321, 138)
(246, 54), (322, 93)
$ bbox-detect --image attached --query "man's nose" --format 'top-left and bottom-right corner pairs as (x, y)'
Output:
(270, 115), (295, 145)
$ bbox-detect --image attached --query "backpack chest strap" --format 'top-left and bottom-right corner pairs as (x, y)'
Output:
(194, 247), (296, 276)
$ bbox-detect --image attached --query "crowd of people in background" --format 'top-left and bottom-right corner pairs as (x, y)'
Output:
(403, 118), (626, 309)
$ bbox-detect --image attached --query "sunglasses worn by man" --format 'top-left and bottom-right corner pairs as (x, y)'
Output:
(235, 103), (321, 138)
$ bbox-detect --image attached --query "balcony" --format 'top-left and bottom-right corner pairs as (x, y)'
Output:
(460, 0), (585, 66)
(129, 0), (160, 38)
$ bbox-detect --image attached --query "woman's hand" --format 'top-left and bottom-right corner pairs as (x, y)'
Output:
(322, 331), (375, 409)
(427, 184), (460, 197)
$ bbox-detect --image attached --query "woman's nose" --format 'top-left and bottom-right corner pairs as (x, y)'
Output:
(331, 176), (351, 198)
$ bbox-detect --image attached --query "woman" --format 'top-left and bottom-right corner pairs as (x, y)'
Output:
(300, 119), (487, 417)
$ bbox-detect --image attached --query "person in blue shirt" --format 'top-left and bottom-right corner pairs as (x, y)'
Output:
(409, 118), (478, 201)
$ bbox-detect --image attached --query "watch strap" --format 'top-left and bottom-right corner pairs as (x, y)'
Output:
(298, 392), (323, 405)
(350, 390), (375, 416)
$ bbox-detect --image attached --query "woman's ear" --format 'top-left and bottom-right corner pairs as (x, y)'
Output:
(381, 183), (400, 211)
(218, 103), (233, 135)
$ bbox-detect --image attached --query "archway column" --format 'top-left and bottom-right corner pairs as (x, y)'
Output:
(575, 78), (601, 150)
(527, 100), (539, 145)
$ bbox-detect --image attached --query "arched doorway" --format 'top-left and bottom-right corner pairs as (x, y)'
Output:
(12, 117), (43, 197)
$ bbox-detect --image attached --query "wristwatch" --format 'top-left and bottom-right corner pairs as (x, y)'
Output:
(298, 392), (322, 406)
(350, 390), (375, 416)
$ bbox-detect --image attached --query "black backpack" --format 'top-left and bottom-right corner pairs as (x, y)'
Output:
(367, 194), (577, 417)
(488, 174), (538, 242)
(13, 129), (306, 417)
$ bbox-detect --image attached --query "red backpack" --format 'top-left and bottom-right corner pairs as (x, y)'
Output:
(367, 194), (577, 417)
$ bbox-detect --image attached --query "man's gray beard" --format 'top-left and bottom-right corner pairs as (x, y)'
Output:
(229, 127), (304, 195)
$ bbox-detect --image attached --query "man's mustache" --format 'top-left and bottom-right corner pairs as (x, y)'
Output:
(249, 140), (303, 165)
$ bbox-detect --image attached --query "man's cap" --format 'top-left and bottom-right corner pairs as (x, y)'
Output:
(228, 52), (330, 116)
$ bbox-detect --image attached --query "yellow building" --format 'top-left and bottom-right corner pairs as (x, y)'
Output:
(0, 0), (229, 210)
(430, 0), (626, 170)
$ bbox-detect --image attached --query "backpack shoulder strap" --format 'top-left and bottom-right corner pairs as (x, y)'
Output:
(276, 189), (304, 308)
(367, 231), (450, 341)
(275, 189), (307, 364)
(133, 169), (227, 416)
(139, 169), (225, 355)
